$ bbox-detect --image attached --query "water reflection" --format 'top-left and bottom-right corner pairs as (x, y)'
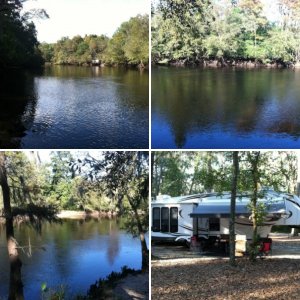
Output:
(0, 66), (148, 149)
(0, 70), (38, 148)
(152, 67), (300, 148)
(0, 218), (141, 299)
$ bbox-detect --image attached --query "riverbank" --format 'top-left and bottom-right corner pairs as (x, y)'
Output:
(0, 209), (148, 223)
(113, 272), (149, 300)
(82, 267), (149, 300)
(155, 59), (300, 69)
(45, 62), (149, 69)
(57, 210), (117, 219)
(0, 210), (118, 224)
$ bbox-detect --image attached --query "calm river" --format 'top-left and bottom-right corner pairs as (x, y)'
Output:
(0, 66), (148, 149)
(152, 67), (300, 148)
(0, 218), (144, 299)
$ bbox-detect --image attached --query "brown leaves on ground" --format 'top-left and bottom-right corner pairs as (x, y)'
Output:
(152, 258), (300, 300)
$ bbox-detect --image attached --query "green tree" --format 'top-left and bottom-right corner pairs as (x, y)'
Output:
(106, 15), (149, 66)
(152, 0), (214, 64)
(0, 0), (47, 67)
(152, 0), (300, 65)
(40, 15), (149, 67)
(123, 15), (149, 66)
(82, 151), (149, 270)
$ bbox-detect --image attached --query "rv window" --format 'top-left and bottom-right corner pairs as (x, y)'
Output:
(161, 207), (169, 232)
(152, 207), (160, 232)
(209, 218), (220, 231)
(170, 207), (178, 233)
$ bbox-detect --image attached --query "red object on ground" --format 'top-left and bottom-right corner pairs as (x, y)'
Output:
(259, 238), (272, 256)
(261, 242), (271, 253)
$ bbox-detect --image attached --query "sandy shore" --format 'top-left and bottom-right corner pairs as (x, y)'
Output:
(113, 272), (149, 300)
(56, 210), (117, 219)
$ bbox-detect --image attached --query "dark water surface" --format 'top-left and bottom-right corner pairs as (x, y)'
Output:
(152, 67), (300, 148)
(0, 66), (148, 149)
(0, 219), (143, 299)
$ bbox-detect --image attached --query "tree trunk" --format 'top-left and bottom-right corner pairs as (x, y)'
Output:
(206, 153), (213, 193)
(189, 176), (195, 195)
(151, 152), (155, 197)
(249, 152), (260, 262)
(229, 152), (239, 267)
(132, 206), (148, 271)
(0, 153), (24, 300)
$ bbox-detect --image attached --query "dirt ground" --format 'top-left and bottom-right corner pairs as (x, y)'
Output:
(113, 272), (149, 300)
(152, 236), (300, 300)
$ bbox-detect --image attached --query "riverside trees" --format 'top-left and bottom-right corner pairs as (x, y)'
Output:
(152, 0), (300, 65)
(0, 2), (148, 68)
(0, 0), (47, 68)
(39, 15), (149, 68)
(0, 151), (145, 215)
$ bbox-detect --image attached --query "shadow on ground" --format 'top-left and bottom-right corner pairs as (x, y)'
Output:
(152, 257), (300, 300)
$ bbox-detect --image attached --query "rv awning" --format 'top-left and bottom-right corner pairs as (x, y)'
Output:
(190, 201), (286, 218)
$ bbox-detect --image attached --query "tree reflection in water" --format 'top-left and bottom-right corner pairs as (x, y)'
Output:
(0, 70), (38, 148)
(0, 218), (140, 299)
(152, 67), (300, 148)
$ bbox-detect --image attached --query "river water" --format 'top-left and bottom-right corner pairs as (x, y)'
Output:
(152, 67), (300, 149)
(0, 218), (143, 299)
(0, 66), (148, 149)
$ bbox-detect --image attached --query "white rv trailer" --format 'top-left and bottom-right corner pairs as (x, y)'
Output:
(151, 190), (300, 243)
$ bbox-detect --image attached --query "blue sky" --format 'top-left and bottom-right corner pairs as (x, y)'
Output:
(23, 0), (149, 43)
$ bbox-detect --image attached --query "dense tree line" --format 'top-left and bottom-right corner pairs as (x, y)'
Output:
(152, 151), (297, 197)
(152, 0), (300, 66)
(0, 1), (148, 68)
(0, 151), (148, 215)
(0, 0), (48, 68)
(39, 14), (149, 67)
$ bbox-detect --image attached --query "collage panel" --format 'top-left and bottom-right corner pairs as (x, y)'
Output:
(3, 0), (300, 299)
(0, 150), (149, 299)
(151, 151), (300, 299)
(151, 1), (300, 149)
(0, 0), (149, 149)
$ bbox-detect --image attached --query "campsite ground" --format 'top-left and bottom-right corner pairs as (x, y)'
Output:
(152, 235), (300, 300)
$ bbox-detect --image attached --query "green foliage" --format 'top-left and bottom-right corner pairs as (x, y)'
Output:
(39, 15), (149, 67)
(123, 15), (149, 65)
(0, 151), (134, 215)
(46, 34), (109, 65)
(0, 0), (45, 68)
(41, 282), (47, 292)
(247, 239), (261, 260)
(39, 43), (54, 62)
(152, 0), (214, 63)
(247, 201), (267, 226)
(152, 0), (300, 64)
(152, 151), (298, 196)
